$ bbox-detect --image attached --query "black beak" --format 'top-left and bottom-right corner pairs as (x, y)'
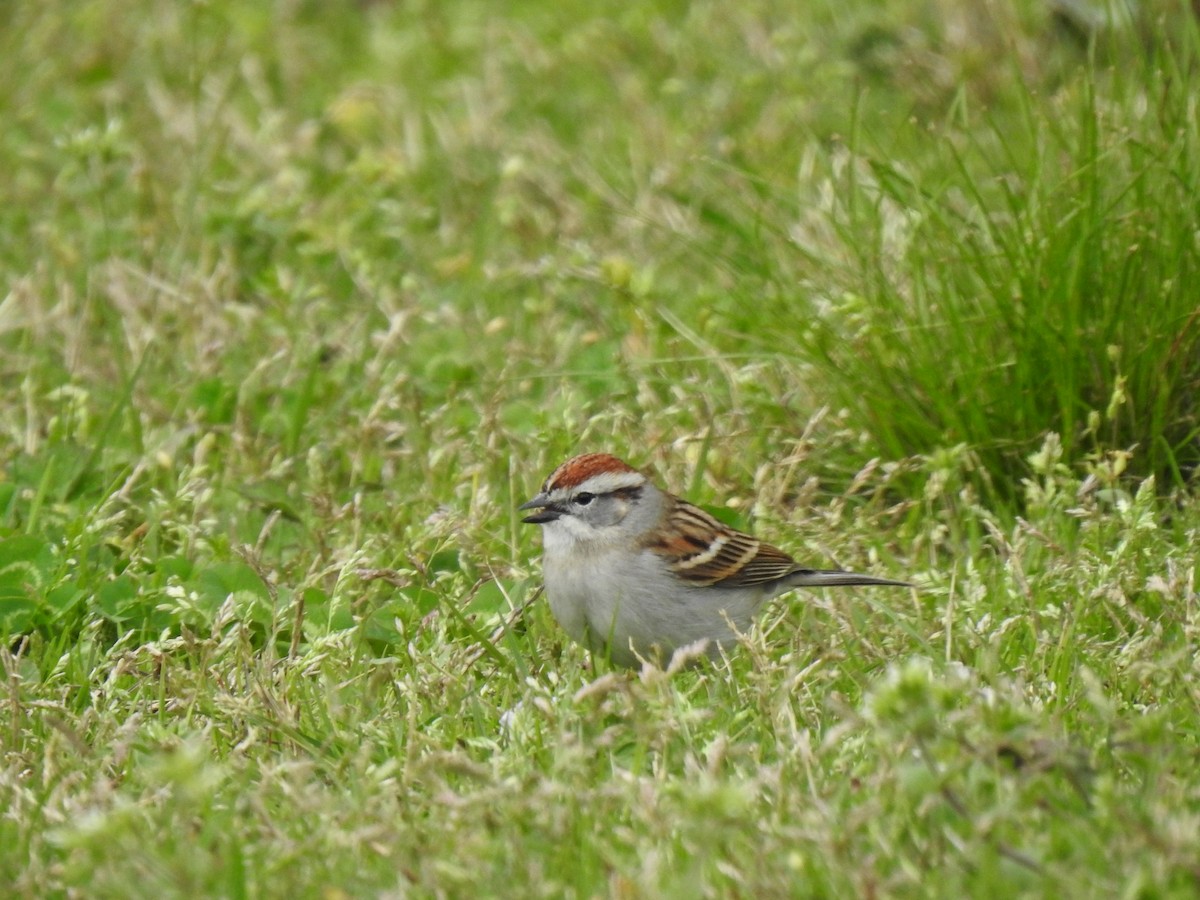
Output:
(519, 493), (562, 524)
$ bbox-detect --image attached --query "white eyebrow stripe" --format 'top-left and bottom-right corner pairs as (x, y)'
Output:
(573, 471), (646, 494)
(674, 535), (727, 570)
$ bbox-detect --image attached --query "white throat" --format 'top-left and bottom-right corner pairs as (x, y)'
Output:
(541, 515), (607, 551)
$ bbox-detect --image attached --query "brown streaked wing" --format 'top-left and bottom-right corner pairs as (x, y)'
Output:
(648, 499), (800, 588)
(716, 539), (800, 587)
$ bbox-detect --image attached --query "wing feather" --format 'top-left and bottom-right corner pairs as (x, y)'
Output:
(646, 499), (801, 588)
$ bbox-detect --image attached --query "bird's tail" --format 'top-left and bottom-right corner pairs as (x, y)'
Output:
(786, 569), (911, 589)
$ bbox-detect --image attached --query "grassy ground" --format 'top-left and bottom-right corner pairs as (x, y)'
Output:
(2, 0), (1200, 896)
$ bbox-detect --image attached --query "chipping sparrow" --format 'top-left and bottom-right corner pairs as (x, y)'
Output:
(520, 452), (910, 667)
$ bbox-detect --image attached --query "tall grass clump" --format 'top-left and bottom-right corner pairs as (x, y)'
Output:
(788, 25), (1200, 507)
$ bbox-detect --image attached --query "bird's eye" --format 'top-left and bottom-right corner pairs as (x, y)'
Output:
(574, 492), (596, 506)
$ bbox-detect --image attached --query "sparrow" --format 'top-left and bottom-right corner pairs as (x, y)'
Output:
(520, 452), (910, 667)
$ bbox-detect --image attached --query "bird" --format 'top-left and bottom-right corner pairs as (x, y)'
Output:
(519, 452), (910, 667)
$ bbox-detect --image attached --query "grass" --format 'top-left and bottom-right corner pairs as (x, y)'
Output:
(2, 0), (1200, 896)
(793, 58), (1200, 503)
